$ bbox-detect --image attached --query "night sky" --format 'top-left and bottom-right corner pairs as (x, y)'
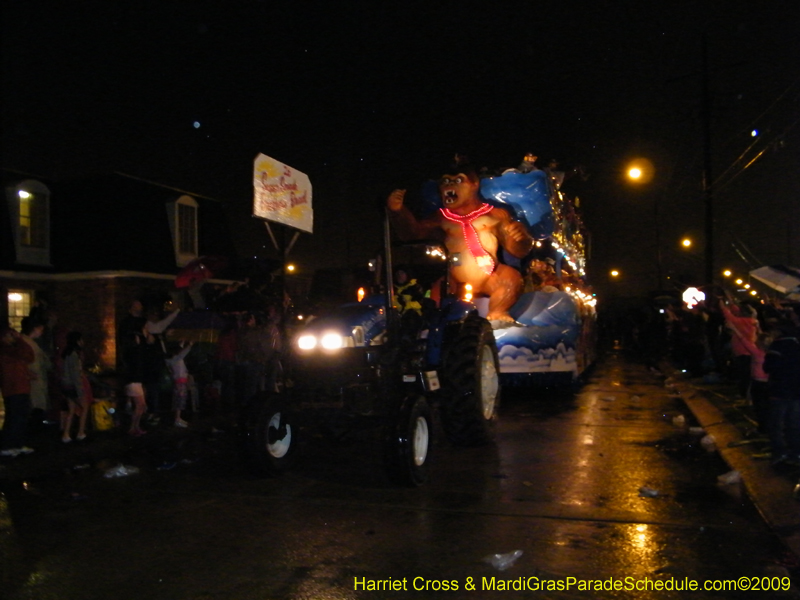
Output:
(2, 1), (798, 298)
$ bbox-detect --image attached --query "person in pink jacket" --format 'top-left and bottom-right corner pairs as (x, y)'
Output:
(728, 321), (773, 435)
(720, 296), (760, 398)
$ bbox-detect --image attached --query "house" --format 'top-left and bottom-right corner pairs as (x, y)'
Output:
(1, 170), (247, 372)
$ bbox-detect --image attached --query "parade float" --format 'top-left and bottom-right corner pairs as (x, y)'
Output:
(407, 156), (597, 386)
(477, 163), (596, 385)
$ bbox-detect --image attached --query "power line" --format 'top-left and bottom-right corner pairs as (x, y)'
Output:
(711, 77), (799, 191)
(713, 116), (799, 196)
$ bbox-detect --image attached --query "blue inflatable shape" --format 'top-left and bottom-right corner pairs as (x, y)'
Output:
(510, 291), (577, 328)
(478, 291), (580, 352)
(494, 322), (580, 352)
(480, 170), (555, 240)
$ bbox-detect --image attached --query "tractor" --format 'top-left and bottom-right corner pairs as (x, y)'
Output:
(246, 212), (500, 486)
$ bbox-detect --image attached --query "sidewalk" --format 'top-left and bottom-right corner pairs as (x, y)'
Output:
(660, 363), (800, 561)
(0, 409), (236, 482)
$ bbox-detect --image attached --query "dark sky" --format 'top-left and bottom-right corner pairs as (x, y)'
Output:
(2, 1), (799, 297)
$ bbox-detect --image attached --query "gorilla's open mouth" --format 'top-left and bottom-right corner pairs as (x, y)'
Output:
(443, 189), (458, 205)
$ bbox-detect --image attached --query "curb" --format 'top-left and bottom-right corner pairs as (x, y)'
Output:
(661, 365), (800, 560)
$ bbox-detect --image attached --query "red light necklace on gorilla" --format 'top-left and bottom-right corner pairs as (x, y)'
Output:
(440, 203), (496, 275)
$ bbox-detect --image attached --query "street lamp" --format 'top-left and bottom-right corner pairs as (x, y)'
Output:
(625, 158), (660, 290)
(681, 238), (692, 248)
(625, 158), (654, 184)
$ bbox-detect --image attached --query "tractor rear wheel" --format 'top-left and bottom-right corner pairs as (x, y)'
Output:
(441, 315), (500, 446)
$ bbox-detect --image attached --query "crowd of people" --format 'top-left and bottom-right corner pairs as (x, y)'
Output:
(0, 297), (283, 458)
(4, 288), (799, 468)
(616, 289), (800, 467)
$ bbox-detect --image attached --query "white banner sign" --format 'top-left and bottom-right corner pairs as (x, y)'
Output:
(253, 153), (313, 233)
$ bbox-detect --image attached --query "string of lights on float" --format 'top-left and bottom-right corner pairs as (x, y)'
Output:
(564, 285), (597, 309)
(549, 187), (587, 278)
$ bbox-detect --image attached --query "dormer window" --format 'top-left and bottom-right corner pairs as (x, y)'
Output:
(167, 195), (198, 267)
(5, 180), (51, 266)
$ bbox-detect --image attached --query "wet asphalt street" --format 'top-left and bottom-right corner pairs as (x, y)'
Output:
(2, 350), (799, 600)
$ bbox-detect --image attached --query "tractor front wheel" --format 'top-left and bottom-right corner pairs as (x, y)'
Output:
(384, 395), (432, 487)
(248, 394), (298, 476)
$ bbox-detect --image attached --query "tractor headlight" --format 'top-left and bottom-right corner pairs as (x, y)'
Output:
(296, 331), (355, 352)
(297, 334), (317, 350)
(320, 333), (344, 350)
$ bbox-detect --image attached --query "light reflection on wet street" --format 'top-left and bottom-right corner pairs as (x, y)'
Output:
(2, 350), (798, 599)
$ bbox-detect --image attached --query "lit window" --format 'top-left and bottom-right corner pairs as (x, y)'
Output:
(6, 180), (51, 266)
(19, 190), (47, 248)
(7, 290), (32, 332)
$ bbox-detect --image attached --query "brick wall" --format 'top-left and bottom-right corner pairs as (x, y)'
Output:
(55, 278), (120, 370)
(58, 277), (181, 372)
(1, 276), (181, 373)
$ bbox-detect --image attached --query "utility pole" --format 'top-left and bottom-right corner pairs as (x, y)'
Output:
(654, 194), (663, 291)
(701, 32), (714, 286)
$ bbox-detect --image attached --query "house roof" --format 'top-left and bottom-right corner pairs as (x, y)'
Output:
(2, 171), (242, 279)
(53, 173), (238, 274)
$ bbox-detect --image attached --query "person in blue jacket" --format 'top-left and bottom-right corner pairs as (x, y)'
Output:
(763, 309), (800, 466)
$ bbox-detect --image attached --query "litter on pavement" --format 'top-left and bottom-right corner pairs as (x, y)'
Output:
(717, 470), (741, 485)
(700, 434), (717, 453)
(484, 550), (523, 571)
(103, 464), (140, 478)
(639, 486), (660, 498)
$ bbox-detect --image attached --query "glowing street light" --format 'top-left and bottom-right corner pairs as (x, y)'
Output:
(285, 263), (296, 273)
(610, 269), (620, 278)
(624, 157), (660, 289)
(625, 158), (654, 184)
(723, 269), (732, 277)
(681, 238), (692, 248)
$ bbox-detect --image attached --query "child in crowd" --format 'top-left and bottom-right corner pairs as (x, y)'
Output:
(124, 326), (149, 437)
(165, 341), (193, 428)
(60, 331), (90, 443)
